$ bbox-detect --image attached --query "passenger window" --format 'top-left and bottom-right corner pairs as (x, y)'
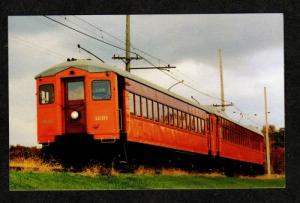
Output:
(186, 114), (190, 130)
(169, 107), (173, 125)
(194, 117), (198, 132)
(190, 116), (195, 131)
(198, 118), (202, 133)
(173, 109), (178, 127)
(147, 99), (153, 120)
(129, 92), (134, 114)
(182, 113), (186, 129)
(135, 95), (141, 116)
(92, 80), (111, 100)
(164, 105), (169, 124)
(153, 101), (158, 121)
(225, 129), (229, 140)
(208, 119), (212, 131)
(159, 103), (164, 122)
(178, 111), (182, 128)
(39, 84), (54, 104)
(142, 97), (147, 118)
(201, 119), (205, 133)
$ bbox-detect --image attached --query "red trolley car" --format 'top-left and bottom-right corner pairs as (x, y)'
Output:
(36, 59), (265, 174)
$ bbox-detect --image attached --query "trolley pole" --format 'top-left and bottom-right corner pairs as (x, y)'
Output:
(264, 86), (271, 175)
(125, 15), (131, 72)
(219, 49), (225, 112)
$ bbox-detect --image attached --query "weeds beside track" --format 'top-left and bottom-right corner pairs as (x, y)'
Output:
(10, 170), (285, 190)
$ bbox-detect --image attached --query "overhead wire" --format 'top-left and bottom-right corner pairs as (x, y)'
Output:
(68, 16), (226, 102)
(40, 16), (110, 60)
(9, 34), (68, 59)
(61, 16), (126, 49)
(54, 16), (126, 61)
(231, 105), (262, 127)
(43, 15), (185, 82)
(10, 17), (265, 130)
(43, 15), (263, 127)
(59, 16), (103, 40)
(73, 15), (126, 47)
(44, 15), (131, 54)
(44, 16), (259, 128)
(73, 15), (171, 65)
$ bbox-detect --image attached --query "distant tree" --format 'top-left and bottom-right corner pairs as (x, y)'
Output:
(261, 125), (276, 135)
(261, 125), (285, 174)
(10, 145), (41, 160)
(272, 128), (285, 148)
(261, 125), (285, 148)
(271, 147), (285, 174)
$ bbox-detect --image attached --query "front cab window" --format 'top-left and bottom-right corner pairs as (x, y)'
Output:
(92, 80), (111, 100)
(68, 81), (84, 100)
(39, 84), (54, 104)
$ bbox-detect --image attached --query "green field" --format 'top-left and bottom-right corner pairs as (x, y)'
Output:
(10, 171), (285, 190)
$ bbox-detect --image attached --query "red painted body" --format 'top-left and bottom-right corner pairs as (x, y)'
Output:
(36, 61), (265, 166)
(124, 78), (210, 156)
(36, 67), (119, 143)
(217, 117), (264, 164)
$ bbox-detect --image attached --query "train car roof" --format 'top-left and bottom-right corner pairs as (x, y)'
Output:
(211, 109), (262, 135)
(35, 59), (263, 136)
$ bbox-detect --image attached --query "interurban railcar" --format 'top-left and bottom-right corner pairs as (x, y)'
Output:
(35, 59), (265, 174)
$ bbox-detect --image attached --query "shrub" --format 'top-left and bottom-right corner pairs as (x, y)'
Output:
(271, 147), (285, 174)
(10, 145), (42, 160)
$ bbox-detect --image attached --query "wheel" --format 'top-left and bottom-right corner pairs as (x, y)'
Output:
(224, 162), (235, 177)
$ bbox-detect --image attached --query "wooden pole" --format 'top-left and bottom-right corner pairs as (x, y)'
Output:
(218, 49), (225, 111)
(125, 15), (131, 72)
(264, 86), (271, 175)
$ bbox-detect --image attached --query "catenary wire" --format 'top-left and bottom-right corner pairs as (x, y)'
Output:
(10, 34), (68, 59)
(66, 16), (228, 102)
(43, 15), (240, 106)
(73, 15), (171, 65)
(42, 16), (263, 128)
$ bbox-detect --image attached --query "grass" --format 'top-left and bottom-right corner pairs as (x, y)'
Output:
(9, 158), (285, 190)
(9, 158), (63, 172)
(9, 170), (285, 190)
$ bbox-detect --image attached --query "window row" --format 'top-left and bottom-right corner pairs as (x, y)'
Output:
(129, 92), (206, 134)
(222, 127), (261, 150)
(39, 80), (111, 105)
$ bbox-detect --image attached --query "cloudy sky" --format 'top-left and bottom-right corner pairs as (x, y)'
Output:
(8, 14), (284, 146)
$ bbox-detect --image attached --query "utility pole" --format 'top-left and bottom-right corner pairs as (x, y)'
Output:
(213, 49), (232, 110)
(113, 15), (176, 72)
(113, 15), (142, 72)
(125, 15), (131, 72)
(264, 86), (271, 175)
(219, 49), (225, 111)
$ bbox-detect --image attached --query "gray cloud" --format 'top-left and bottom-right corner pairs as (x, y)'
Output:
(131, 14), (283, 67)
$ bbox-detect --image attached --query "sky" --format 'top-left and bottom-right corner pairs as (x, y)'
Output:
(8, 14), (284, 146)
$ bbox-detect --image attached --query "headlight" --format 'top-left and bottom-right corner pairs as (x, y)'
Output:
(70, 111), (79, 120)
